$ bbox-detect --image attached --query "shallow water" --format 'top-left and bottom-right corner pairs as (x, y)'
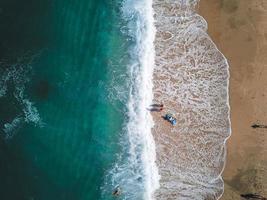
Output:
(152, 0), (231, 199)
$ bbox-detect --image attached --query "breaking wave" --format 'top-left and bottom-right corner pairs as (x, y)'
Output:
(101, 0), (160, 199)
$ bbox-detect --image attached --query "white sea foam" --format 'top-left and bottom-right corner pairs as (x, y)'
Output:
(0, 57), (42, 136)
(102, 0), (160, 199)
(152, 0), (231, 199)
(3, 117), (23, 139)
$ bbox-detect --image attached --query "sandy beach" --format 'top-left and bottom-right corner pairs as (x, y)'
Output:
(152, 1), (230, 199)
(199, 0), (267, 199)
(151, 0), (267, 199)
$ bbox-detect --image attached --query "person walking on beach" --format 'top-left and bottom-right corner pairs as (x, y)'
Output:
(157, 104), (164, 111)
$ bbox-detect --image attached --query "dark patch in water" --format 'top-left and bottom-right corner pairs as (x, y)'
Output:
(34, 80), (51, 100)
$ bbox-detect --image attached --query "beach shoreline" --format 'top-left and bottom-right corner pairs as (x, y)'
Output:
(199, 0), (267, 199)
(151, 1), (230, 199)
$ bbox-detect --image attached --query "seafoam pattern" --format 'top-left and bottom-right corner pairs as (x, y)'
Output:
(102, 0), (160, 199)
(0, 55), (41, 139)
(152, 0), (231, 199)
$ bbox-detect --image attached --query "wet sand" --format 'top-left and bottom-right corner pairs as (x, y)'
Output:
(199, 0), (267, 199)
(152, 1), (230, 199)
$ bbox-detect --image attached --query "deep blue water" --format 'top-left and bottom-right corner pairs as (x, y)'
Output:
(0, 0), (127, 199)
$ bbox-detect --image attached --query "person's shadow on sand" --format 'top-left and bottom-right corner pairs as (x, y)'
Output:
(241, 193), (267, 200)
(147, 108), (162, 112)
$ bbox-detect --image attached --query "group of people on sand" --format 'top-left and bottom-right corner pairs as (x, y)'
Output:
(149, 103), (177, 126)
(148, 103), (164, 112)
(111, 104), (172, 198)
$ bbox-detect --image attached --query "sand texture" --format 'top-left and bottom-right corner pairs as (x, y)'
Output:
(199, 0), (267, 199)
(152, 0), (231, 199)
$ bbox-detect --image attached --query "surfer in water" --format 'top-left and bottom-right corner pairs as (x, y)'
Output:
(112, 186), (121, 197)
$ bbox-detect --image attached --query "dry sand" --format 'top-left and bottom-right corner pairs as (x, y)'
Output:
(199, 0), (267, 199)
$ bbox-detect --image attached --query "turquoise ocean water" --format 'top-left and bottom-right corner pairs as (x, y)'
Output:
(0, 0), (232, 199)
(0, 0), (131, 199)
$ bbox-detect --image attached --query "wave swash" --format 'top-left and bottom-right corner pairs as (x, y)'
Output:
(152, 0), (231, 199)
